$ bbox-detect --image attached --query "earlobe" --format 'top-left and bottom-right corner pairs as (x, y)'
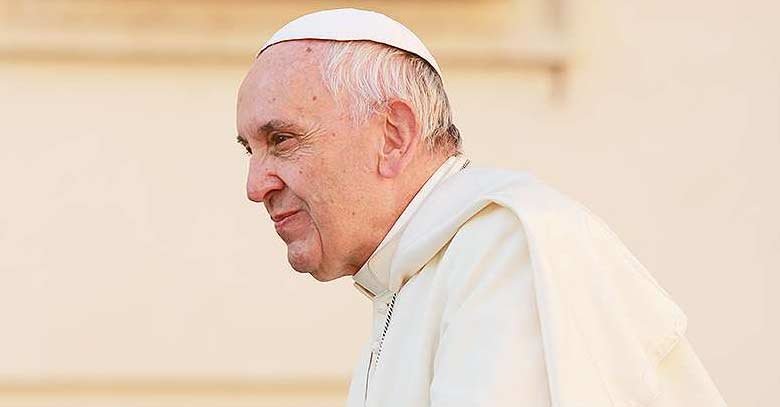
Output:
(378, 100), (420, 179)
(378, 149), (403, 178)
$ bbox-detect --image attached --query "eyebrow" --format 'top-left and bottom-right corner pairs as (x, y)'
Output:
(236, 134), (249, 148)
(260, 119), (301, 134)
(237, 119), (303, 146)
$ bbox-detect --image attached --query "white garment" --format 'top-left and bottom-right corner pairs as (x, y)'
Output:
(348, 157), (727, 407)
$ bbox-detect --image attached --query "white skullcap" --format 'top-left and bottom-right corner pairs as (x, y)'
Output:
(257, 8), (443, 77)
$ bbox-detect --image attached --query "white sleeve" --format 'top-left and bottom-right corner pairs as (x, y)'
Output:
(429, 203), (552, 406)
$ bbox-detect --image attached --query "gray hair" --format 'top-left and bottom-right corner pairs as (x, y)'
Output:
(319, 40), (461, 153)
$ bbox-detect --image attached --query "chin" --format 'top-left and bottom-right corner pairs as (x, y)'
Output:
(285, 236), (317, 262)
(288, 255), (344, 282)
(308, 269), (343, 282)
(287, 253), (347, 283)
(285, 239), (351, 282)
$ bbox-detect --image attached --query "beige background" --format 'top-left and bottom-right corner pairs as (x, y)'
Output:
(1, 0), (777, 406)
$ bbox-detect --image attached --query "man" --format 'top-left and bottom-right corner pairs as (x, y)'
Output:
(236, 8), (727, 407)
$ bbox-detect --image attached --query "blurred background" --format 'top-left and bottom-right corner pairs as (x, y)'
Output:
(0, 0), (777, 406)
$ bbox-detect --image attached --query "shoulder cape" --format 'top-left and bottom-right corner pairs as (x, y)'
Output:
(389, 168), (688, 407)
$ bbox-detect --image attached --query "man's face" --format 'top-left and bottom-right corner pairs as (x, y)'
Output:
(236, 41), (385, 281)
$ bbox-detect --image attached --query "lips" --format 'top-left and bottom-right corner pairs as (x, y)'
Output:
(271, 210), (300, 223)
(272, 210), (301, 234)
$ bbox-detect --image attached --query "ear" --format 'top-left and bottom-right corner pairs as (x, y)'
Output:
(378, 100), (420, 178)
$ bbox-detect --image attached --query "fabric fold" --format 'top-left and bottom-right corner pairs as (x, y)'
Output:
(391, 168), (689, 407)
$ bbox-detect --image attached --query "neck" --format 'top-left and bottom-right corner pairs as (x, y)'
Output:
(396, 151), (450, 219)
(346, 152), (451, 276)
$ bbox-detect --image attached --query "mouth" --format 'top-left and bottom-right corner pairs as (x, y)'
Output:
(271, 210), (299, 223)
(272, 210), (301, 232)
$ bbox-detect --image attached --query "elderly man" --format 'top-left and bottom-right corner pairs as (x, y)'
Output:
(236, 8), (726, 407)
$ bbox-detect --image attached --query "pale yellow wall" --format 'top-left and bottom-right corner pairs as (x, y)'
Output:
(1, 0), (777, 406)
(556, 3), (779, 406)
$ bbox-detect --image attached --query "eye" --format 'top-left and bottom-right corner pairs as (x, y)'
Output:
(271, 132), (294, 146)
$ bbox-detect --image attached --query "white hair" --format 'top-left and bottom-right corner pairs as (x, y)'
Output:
(319, 41), (461, 153)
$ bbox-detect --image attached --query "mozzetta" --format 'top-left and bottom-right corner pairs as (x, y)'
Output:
(348, 155), (726, 407)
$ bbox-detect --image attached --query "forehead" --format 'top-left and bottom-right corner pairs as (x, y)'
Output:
(237, 41), (333, 133)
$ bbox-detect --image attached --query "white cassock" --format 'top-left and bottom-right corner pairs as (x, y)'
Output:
(347, 154), (727, 407)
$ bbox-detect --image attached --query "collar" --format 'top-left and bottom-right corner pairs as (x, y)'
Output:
(352, 154), (471, 301)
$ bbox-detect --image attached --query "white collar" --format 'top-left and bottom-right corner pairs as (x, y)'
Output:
(352, 154), (470, 301)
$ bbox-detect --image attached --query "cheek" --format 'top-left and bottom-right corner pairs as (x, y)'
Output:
(287, 161), (338, 205)
(283, 137), (370, 232)
(279, 168), (333, 236)
(297, 185), (352, 251)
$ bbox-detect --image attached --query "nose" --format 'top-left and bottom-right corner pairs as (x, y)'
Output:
(246, 155), (284, 203)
